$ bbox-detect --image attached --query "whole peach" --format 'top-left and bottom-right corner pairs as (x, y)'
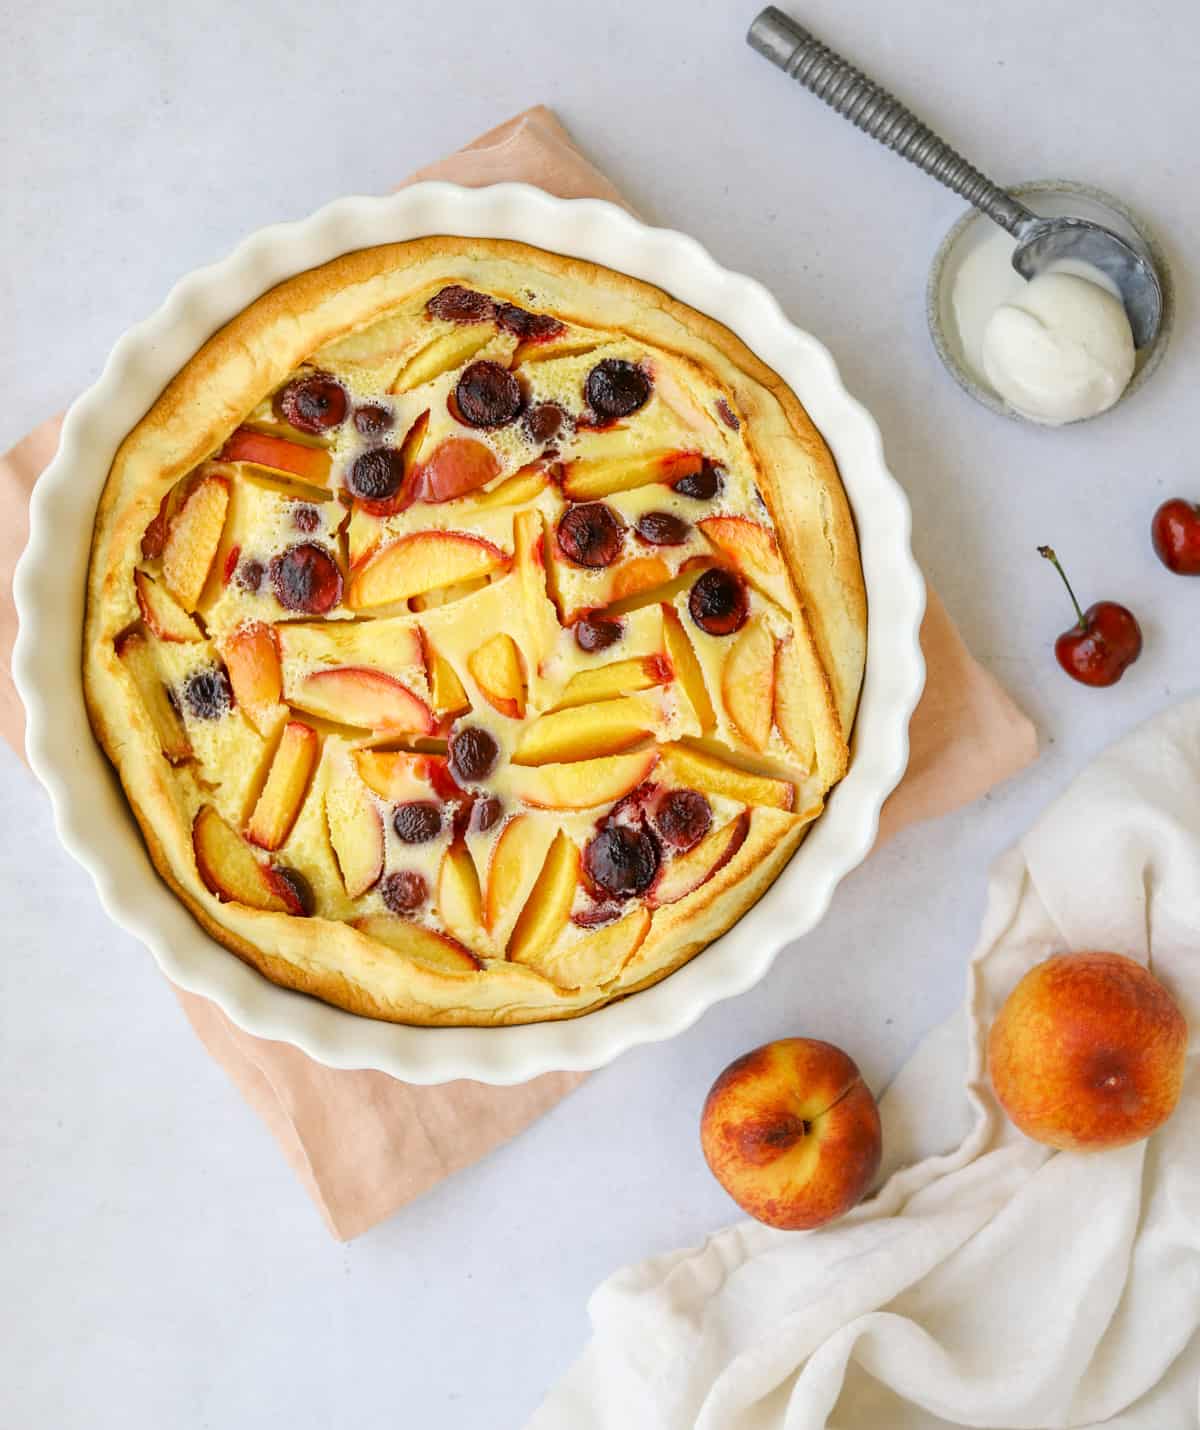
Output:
(700, 1038), (882, 1230)
(988, 952), (1187, 1151)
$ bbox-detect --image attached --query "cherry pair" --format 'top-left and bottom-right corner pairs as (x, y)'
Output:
(1040, 497), (1200, 687)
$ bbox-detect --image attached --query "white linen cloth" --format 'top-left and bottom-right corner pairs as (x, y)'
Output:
(529, 700), (1200, 1429)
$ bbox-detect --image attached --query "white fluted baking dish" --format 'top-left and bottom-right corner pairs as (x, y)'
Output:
(13, 182), (925, 1083)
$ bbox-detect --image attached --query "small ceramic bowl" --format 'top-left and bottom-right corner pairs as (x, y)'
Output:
(927, 179), (1174, 423)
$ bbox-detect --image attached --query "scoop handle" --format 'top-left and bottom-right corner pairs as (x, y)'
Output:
(748, 8), (1033, 237)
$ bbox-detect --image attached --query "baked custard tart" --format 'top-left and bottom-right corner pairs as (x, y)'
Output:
(83, 238), (866, 1026)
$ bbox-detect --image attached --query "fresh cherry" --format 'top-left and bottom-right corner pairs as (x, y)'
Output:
(673, 460), (724, 502)
(426, 286), (495, 323)
(273, 373), (348, 434)
(353, 404), (394, 437)
(1038, 546), (1142, 687)
(574, 616), (624, 653)
(270, 544), (342, 614)
(495, 303), (565, 342)
(654, 789), (712, 851)
(586, 359), (651, 420)
(347, 447), (406, 502)
(524, 403), (566, 446)
(455, 361), (523, 429)
(636, 511), (691, 546)
(557, 503), (624, 568)
(381, 870), (428, 914)
(688, 567), (749, 636)
(182, 666), (233, 721)
(392, 801), (443, 844)
(1151, 498), (1200, 576)
(471, 795), (504, 833)
(449, 726), (500, 785)
(583, 825), (660, 898)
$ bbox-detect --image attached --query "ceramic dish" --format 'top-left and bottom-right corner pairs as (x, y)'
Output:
(14, 182), (925, 1084)
(927, 179), (1174, 423)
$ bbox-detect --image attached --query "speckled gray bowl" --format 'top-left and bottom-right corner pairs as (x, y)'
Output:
(928, 180), (1174, 424)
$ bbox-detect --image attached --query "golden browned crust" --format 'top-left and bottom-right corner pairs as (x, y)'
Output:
(83, 235), (865, 1026)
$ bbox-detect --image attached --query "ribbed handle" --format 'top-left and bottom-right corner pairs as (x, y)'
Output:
(748, 7), (1032, 236)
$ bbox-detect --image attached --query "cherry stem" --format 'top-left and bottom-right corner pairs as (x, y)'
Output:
(1038, 545), (1086, 627)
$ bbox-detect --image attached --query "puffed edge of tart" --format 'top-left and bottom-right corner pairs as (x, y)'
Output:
(82, 235), (864, 1025)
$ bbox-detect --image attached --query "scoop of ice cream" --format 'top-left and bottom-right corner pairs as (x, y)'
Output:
(981, 271), (1135, 425)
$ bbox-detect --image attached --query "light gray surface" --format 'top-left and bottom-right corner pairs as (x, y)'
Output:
(1, 2), (1196, 1426)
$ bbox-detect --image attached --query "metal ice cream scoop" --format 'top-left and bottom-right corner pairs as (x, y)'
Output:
(747, 7), (1163, 348)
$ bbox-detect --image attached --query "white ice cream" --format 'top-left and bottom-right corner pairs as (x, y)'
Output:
(980, 270), (1135, 425)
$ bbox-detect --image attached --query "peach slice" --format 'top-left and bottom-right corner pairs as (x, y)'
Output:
(533, 906), (651, 989)
(461, 464), (548, 513)
(290, 667), (434, 735)
(651, 811), (750, 906)
(507, 831), (580, 966)
(347, 531), (510, 611)
(115, 628), (191, 763)
(411, 437), (500, 505)
(193, 803), (290, 911)
(511, 337), (598, 367)
(659, 743), (795, 812)
(408, 576), (490, 613)
(603, 561), (709, 619)
(351, 915), (482, 973)
(353, 748), (448, 802)
(437, 842), (486, 950)
(509, 749), (658, 811)
(513, 695), (658, 765)
(698, 516), (793, 609)
(722, 617), (776, 751)
(325, 754), (385, 898)
(276, 617), (424, 674)
(422, 640), (471, 718)
(562, 450), (702, 502)
(513, 507), (558, 670)
(134, 569), (201, 642)
(773, 635), (815, 770)
(485, 814), (556, 936)
(162, 473), (230, 612)
(608, 556), (672, 605)
(663, 604), (715, 734)
(390, 326), (494, 394)
(467, 633), (526, 719)
(245, 721), (318, 850)
(552, 654), (672, 710)
(221, 622), (284, 736)
(219, 427), (333, 487)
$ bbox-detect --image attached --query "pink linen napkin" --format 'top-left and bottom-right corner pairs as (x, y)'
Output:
(0, 107), (1037, 1240)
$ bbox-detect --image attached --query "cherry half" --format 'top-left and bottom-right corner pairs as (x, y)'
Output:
(427, 286), (495, 323)
(574, 616), (624, 653)
(586, 359), (651, 420)
(1151, 499), (1200, 576)
(1038, 546), (1142, 687)
(583, 825), (660, 898)
(673, 460), (724, 502)
(688, 567), (749, 636)
(381, 870), (428, 913)
(270, 543), (343, 614)
(273, 373), (348, 434)
(449, 726), (500, 785)
(454, 361), (523, 429)
(557, 503), (624, 568)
